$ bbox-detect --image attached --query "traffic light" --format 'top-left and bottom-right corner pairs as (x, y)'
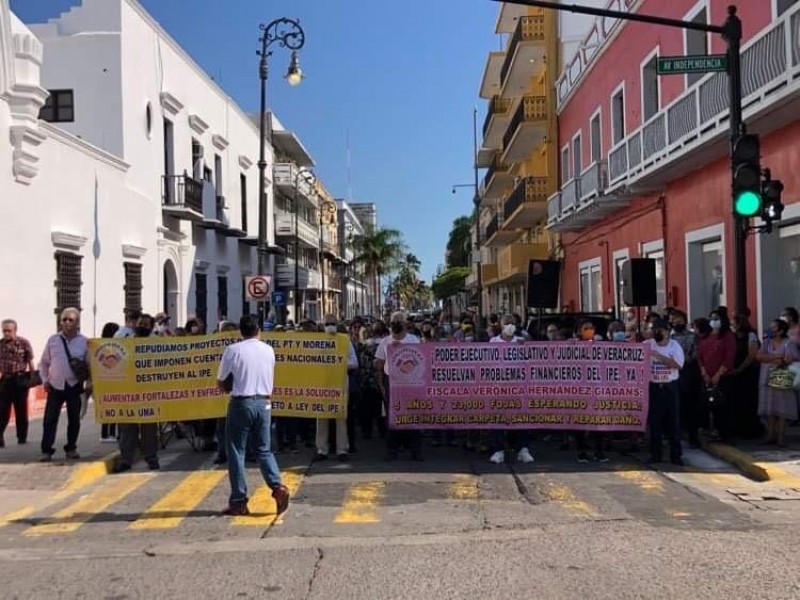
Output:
(761, 169), (784, 225)
(732, 134), (762, 218)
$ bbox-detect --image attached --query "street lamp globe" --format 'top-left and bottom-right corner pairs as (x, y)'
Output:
(286, 50), (303, 86)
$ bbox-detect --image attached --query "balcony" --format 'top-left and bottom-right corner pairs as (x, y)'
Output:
(548, 161), (630, 232)
(500, 15), (546, 96)
(327, 272), (343, 292)
(501, 96), (548, 164)
(322, 228), (338, 258)
(275, 212), (319, 248)
(276, 262), (321, 289)
(273, 163), (317, 205)
(162, 174), (204, 222)
(479, 51), (505, 99)
(481, 154), (513, 204)
(484, 210), (519, 247)
(503, 176), (549, 229)
(497, 243), (549, 283)
(482, 96), (512, 149)
(603, 2), (800, 198)
(482, 263), (499, 285)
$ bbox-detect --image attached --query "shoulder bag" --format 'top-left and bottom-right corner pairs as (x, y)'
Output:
(60, 336), (90, 382)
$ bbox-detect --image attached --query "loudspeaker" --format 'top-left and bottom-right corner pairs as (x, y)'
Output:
(527, 260), (560, 308)
(621, 258), (657, 307)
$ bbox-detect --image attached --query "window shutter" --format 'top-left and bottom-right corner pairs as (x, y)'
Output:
(195, 273), (208, 326)
(217, 276), (228, 320)
(54, 252), (83, 327)
(124, 263), (143, 312)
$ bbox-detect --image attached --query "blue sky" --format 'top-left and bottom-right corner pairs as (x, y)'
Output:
(12, 0), (500, 282)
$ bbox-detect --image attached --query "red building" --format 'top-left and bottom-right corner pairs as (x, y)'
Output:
(548, 0), (800, 333)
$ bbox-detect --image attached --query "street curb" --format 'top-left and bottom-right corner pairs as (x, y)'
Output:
(702, 442), (770, 482)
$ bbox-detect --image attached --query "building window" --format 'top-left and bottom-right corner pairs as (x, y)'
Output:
(242, 278), (251, 317)
(39, 90), (74, 123)
(686, 8), (709, 86)
(123, 263), (143, 312)
(611, 87), (625, 144)
(645, 249), (667, 313)
(642, 53), (660, 122)
(614, 253), (629, 318)
(54, 251), (82, 326)
(561, 146), (570, 183)
(195, 273), (208, 326)
(192, 139), (203, 180)
(214, 155), (223, 192)
(217, 276), (228, 321)
(240, 174), (248, 232)
(579, 261), (602, 312)
(572, 134), (582, 179)
(777, 0), (799, 17)
(687, 236), (724, 318)
(590, 112), (602, 163)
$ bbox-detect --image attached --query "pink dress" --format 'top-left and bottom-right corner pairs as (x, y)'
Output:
(758, 339), (800, 420)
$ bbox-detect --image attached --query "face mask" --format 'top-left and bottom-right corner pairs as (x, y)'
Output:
(653, 331), (665, 343)
(612, 331), (627, 342)
(324, 325), (337, 334)
(673, 323), (686, 333)
(503, 324), (517, 337)
(391, 322), (404, 335)
(780, 316), (790, 323)
(710, 319), (721, 331)
(765, 330), (776, 340)
(135, 327), (153, 337)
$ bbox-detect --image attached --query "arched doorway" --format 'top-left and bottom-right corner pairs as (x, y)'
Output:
(163, 259), (179, 325)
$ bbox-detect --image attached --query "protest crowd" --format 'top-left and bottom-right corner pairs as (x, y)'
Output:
(1, 301), (799, 513)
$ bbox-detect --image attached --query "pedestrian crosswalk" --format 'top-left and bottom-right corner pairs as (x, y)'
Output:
(0, 454), (757, 540)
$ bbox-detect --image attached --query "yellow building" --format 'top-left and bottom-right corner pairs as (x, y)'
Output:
(474, 3), (559, 317)
(315, 181), (343, 319)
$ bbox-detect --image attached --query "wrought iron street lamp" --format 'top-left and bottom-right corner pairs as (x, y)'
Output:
(256, 17), (305, 323)
(293, 168), (316, 322)
(318, 201), (338, 317)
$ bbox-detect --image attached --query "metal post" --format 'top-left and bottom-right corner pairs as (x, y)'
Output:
(472, 107), (484, 325)
(256, 47), (269, 326)
(724, 6), (747, 316)
(319, 208), (326, 318)
(293, 179), (300, 322)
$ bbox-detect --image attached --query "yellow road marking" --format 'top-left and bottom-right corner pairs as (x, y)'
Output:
(53, 454), (118, 501)
(448, 474), (479, 500)
(0, 506), (35, 529)
(614, 465), (665, 493)
(128, 470), (225, 530)
(334, 481), (386, 524)
(232, 469), (305, 526)
(669, 511), (692, 518)
(24, 473), (153, 536)
(543, 483), (599, 518)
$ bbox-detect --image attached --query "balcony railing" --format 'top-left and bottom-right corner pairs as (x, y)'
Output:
(504, 176), (549, 220)
(275, 212), (319, 247)
(605, 4), (800, 191)
(485, 213), (499, 241)
(547, 192), (561, 225)
(215, 195), (226, 221)
(500, 15), (546, 88)
(578, 160), (608, 203)
(483, 96), (512, 138)
(273, 163), (316, 202)
(483, 154), (510, 190)
(162, 174), (203, 214)
(559, 178), (581, 214)
(276, 261), (321, 289)
(502, 96), (547, 151)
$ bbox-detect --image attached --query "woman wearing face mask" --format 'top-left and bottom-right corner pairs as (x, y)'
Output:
(606, 321), (627, 342)
(756, 319), (800, 446)
(780, 307), (800, 345)
(671, 311), (701, 447)
(697, 310), (737, 442)
(486, 316), (534, 465)
(573, 320), (608, 463)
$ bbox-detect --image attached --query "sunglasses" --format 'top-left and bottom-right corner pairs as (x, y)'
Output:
(61, 317), (76, 323)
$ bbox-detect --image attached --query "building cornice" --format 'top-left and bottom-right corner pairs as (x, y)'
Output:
(160, 91), (184, 116)
(212, 134), (229, 151)
(122, 244), (147, 259)
(51, 231), (88, 251)
(40, 122), (129, 171)
(194, 260), (210, 271)
(238, 155), (253, 170)
(188, 113), (209, 136)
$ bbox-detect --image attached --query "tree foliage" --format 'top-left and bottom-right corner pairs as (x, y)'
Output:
(446, 215), (474, 268)
(431, 266), (470, 300)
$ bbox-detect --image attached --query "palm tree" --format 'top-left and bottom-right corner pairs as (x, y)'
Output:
(446, 215), (474, 268)
(352, 227), (404, 316)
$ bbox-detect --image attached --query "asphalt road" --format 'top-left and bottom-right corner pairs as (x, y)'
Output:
(2, 436), (800, 599)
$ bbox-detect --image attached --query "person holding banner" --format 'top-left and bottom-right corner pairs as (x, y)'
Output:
(645, 318), (685, 466)
(217, 315), (289, 517)
(376, 311), (422, 462)
(488, 315), (534, 465)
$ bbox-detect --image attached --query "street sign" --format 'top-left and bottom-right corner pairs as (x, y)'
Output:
(656, 54), (728, 75)
(271, 290), (287, 307)
(245, 275), (271, 301)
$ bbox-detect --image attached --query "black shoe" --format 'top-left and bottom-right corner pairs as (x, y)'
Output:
(147, 459), (160, 470)
(576, 451), (590, 464)
(337, 453), (349, 462)
(113, 462), (132, 474)
(670, 457), (685, 467)
(594, 451), (609, 463)
(39, 453), (53, 462)
(313, 453), (328, 462)
(213, 454), (227, 465)
(17, 440), (26, 445)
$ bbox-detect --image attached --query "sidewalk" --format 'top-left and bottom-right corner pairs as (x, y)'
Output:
(703, 426), (800, 484)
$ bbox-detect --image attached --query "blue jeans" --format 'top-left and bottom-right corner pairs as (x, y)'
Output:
(226, 396), (282, 506)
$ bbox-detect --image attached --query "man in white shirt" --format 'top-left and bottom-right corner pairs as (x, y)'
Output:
(217, 315), (289, 517)
(113, 309), (140, 339)
(314, 315), (358, 462)
(645, 318), (685, 466)
(39, 307), (89, 461)
(375, 311), (422, 461)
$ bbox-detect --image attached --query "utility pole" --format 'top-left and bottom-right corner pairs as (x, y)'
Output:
(497, 1), (755, 316)
(472, 107), (484, 325)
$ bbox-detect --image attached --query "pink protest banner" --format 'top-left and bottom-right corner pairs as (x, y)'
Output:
(386, 341), (650, 431)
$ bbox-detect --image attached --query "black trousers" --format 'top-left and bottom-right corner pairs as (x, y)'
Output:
(382, 375), (421, 457)
(359, 387), (386, 439)
(0, 375), (29, 443)
(41, 383), (82, 455)
(648, 381), (682, 461)
(678, 360), (704, 443)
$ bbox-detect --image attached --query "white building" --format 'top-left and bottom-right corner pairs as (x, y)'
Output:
(0, 0), (283, 352)
(337, 200), (370, 319)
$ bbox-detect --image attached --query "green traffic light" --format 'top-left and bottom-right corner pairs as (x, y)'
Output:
(735, 190), (761, 217)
